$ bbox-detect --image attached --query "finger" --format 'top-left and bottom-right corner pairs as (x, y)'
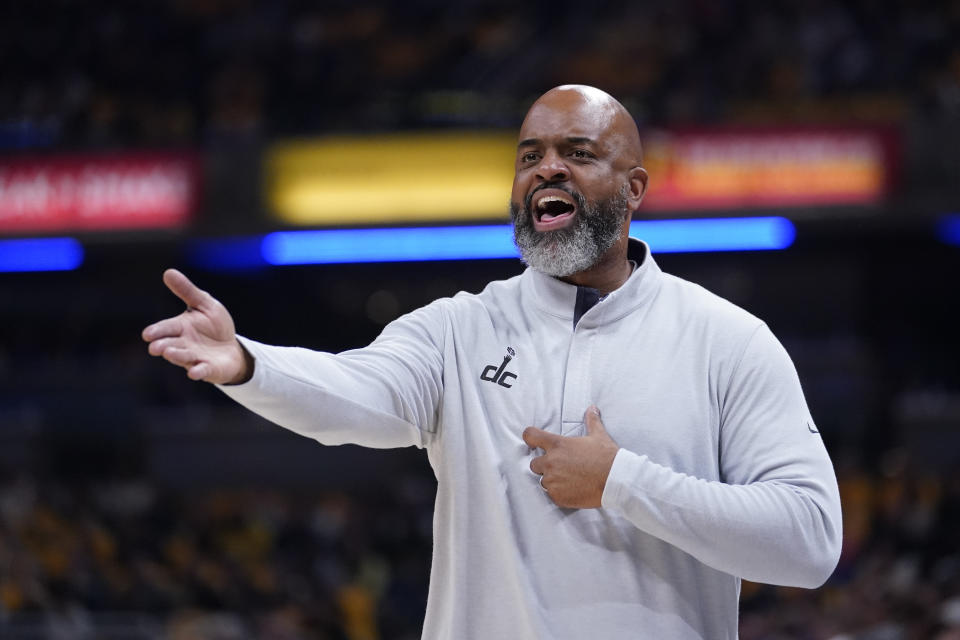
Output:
(161, 346), (199, 369)
(162, 268), (208, 310)
(187, 362), (212, 381)
(522, 426), (561, 449)
(529, 456), (545, 476)
(583, 405), (607, 436)
(539, 475), (551, 495)
(142, 317), (183, 342)
(147, 337), (183, 357)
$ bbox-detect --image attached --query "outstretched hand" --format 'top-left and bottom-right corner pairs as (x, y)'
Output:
(141, 269), (252, 384)
(523, 406), (620, 509)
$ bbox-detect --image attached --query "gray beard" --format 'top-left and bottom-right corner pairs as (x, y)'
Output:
(511, 186), (628, 278)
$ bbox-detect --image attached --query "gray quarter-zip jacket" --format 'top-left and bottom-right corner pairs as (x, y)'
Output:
(219, 238), (842, 639)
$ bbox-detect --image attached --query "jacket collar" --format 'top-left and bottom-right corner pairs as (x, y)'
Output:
(521, 238), (663, 326)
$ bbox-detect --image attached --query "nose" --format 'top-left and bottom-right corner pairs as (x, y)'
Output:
(535, 149), (569, 183)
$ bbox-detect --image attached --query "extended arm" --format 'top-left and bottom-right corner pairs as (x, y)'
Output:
(143, 269), (445, 449)
(216, 303), (445, 449)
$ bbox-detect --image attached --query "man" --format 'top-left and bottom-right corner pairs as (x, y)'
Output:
(143, 85), (842, 639)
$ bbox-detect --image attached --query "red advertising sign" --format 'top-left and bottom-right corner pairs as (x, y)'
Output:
(0, 151), (200, 234)
(641, 128), (897, 212)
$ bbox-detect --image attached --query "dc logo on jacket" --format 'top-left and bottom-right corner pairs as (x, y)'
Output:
(480, 347), (517, 388)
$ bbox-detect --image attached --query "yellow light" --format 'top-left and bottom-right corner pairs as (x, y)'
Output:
(266, 132), (517, 225)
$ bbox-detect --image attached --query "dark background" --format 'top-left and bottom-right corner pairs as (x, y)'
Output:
(1, 1), (959, 638)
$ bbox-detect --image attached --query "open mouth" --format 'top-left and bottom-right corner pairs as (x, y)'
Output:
(531, 189), (578, 231)
(536, 196), (575, 221)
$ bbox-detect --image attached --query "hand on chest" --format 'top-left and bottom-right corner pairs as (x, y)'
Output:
(469, 321), (720, 472)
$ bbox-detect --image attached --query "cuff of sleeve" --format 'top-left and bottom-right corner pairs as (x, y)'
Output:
(601, 448), (644, 510)
(216, 335), (262, 390)
(600, 449), (630, 509)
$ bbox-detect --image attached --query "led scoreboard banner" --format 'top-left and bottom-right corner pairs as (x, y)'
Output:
(0, 151), (200, 234)
(265, 127), (897, 225)
(0, 128), (899, 271)
(640, 127), (897, 211)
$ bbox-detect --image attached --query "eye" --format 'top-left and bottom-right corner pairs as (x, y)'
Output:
(520, 151), (540, 164)
(570, 149), (593, 160)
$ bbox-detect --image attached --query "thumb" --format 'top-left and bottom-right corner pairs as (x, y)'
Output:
(163, 268), (208, 310)
(584, 405), (608, 437)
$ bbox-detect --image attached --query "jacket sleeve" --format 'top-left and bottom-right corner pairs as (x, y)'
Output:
(601, 324), (842, 588)
(216, 299), (447, 449)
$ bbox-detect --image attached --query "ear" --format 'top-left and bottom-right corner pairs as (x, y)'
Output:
(626, 167), (649, 214)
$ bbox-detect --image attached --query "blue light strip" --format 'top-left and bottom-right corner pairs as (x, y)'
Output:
(0, 237), (84, 272)
(260, 217), (794, 265)
(938, 214), (960, 246)
(631, 216), (796, 253)
(189, 216), (795, 268)
(261, 225), (519, 265)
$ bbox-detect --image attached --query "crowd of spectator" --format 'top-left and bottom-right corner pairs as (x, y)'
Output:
(2, 0), (960, 151)
(1, 456), (959, 640)
(0, 471), (435, 640)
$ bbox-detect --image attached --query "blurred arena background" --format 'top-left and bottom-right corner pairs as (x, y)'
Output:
(1, 1), (959, 638)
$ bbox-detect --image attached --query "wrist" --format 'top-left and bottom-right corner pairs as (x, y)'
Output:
(225, 340), (255, 385)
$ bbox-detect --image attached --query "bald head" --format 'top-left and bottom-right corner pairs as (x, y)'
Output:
(521, 85), (644, 168)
